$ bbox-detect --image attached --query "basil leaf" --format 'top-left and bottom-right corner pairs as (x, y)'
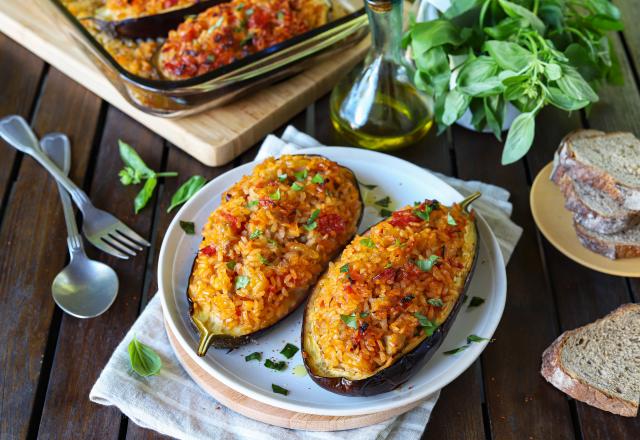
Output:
(360, 311), (370, 318)
(442, 89), (471, 125)
(544, 63), (562, 81)
(483, 40), (534, 72)
(134, 176), (157, 214)
(468, 296), (485, 308)
(272, 384), (288, 395)
(447, 213), (457, 226)
(235, 275), (250, 289)
(308, 209), (321, 223)
(249, 229), (262, 239)
(360, 238), (376, 248)
(457, 57), (503, 97)
(374, 196), (391, 207)
(414, 312), (439, 336)
(428, 298), (444, 307)
(414, 47), (451, 95)
(443, 0), (484, 19)
(226, 261), (236, 270)
(501, 112), (535, 165)
(280, 343), (299, 359)
(118, 140), (154, 177)
(443, 345), (469, 355)
(410, 19), (466, 54)
(483, 17), (523, 39)
(179, 221), (195, 234)
(467, 334), (490, 343)
(247, 200), (259, 208)
(270, 188), (281, 201)
(291, 182), (304, 191)
(264, 359), (287, 371)
(557, 66), (599, 103)
(168, 175), (206, 212)
(340, 313), (358, 329)
(547, 87), (588, 111)
(245, 352), (261, 362)
(498, 0), (545, 34)
(311, 174), (324, 184)
(380, 208), (392, 218)
(483, 95), (505, 141)
(128, 336), (162, 377)
(416, 255), (439, 271)
(294, 169), (308, 181)
(277, 173), (288, 182)
(259, 255), (270, 265)
(340, 264), (349, 273)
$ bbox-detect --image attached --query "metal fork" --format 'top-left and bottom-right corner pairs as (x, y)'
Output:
(0, 115), (150, 259)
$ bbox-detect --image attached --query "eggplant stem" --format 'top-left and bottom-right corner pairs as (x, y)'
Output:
(193, 316), (214, 356)
(460, 192), (481, 212)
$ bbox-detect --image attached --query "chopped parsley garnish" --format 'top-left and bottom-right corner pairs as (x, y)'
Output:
(179, 221), (195, 235)
(265, 359), (287, 371)
(340, 264), (349, 273)
(428, 298), (444, 307)
(375, 196), (391, 208)
(226, 261), (237, 270)
(416, 255), (439, 271)
(280, 343), (299, 359)
(413, 204), (433, 221)
(384, 262), (393, 268)
(276, 11), (285, 20)
(235, 2), (245, 10)
(401, 295), (415, 303)
(394, 239), (406, 248)
(360, 238), (376, 248)
(311, 173), (324, 184)
(303, 209), (320, 231)
(247, 200), (259, 208)
(206, 54), (215, 63)
(294, 169), (308, 181)
(447, 213), (457, 226)
(444, 334), (491, 355)
(259, 255), (270, 265)
(270, 188), (281, 201)
(414, 312), (439, 336)
(235, 275), (249, 290)
(357, 180), (377, 190)
(340, 313), (358, 329)
(245, 352), (261, 362)
(291, 182), (304, 191)
(468, 297), (485, 308)
(249, 229), (262, 240)
(277, 173), (288, 182)
(380, 208), (392, 218)
(245, 7), (254, 15)
(272, 384), (288, 395)
(267, 238), (278, 246)
(359, 311), (370, 318)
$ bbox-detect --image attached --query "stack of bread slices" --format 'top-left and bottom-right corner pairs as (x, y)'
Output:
(551, 130), (640, 259)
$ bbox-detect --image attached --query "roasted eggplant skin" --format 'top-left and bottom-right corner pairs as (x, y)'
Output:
(301, 194), (480, 396)
(92, 0), (228, 39)
(187, 155), (364, 355)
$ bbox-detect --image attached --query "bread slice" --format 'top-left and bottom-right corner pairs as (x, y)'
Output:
(574, 220), (640, 259)
(550, 129), (604, 184)
(541, 304), (640, 417)
(558, 175), (640, 234)
(555, 130), (640, 210)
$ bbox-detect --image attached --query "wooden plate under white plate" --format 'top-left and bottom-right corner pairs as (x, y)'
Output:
(164, 321), (424, 431)
(530, 163), (640, 277)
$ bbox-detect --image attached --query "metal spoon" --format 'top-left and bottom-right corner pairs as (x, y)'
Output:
(41, 133), (119, 318)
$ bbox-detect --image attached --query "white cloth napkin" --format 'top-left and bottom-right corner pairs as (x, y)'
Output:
(90, 127), (522, 440)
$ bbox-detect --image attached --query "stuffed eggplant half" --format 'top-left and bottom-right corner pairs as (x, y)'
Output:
(188, 155), (363, 356)
(302, 194), (480, 396)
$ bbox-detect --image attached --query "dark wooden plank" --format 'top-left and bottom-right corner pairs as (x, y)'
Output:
(36, 108), (162, 440)
(0, 34), (46, 210)
(452, 127), (576, 440)
(0, 68), (101, 439)
(614, 0), (640, 78)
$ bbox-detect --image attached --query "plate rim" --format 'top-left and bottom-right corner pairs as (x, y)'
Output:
(530, 162), (640, 277)
(159, 147), (507, 416)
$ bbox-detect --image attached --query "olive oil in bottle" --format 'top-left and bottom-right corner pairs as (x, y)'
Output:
(330, 0), (433, 151)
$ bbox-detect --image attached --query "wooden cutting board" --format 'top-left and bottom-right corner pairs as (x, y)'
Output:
(164, 321), (424, 431)
(0, 0), (368, 166)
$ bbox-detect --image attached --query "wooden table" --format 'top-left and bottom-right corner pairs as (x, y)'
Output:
(1, 4), (639, 438)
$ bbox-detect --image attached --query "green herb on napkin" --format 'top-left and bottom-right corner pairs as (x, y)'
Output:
(128, 336), (162, 377)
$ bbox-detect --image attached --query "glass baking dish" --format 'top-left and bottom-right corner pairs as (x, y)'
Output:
(40, 0), (368, 117)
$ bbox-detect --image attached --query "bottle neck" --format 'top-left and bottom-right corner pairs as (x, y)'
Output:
(366, 0), (403, 59)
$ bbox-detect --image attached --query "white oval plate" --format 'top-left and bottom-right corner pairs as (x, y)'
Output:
(159, 147), (507, 417)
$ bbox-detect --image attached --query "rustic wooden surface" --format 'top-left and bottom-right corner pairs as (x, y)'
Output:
(1, 7), (640, 438)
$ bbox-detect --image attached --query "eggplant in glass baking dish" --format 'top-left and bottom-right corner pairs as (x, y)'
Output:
(302, 193), (481, 396)
(42, 0), (368, 116)
(186, 155), (364, 355)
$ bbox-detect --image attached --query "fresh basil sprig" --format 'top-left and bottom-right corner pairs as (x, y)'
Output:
(118, 140), (177, 213)
(128, 336), (162, 377)
(406, 0), (623, 164)
(168, 175), (207, 212)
